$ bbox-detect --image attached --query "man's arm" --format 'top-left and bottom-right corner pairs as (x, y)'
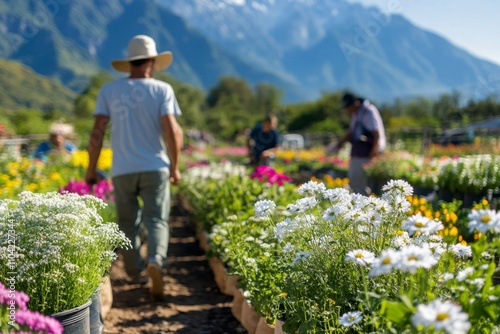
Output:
(162, 114), (183, 185)
(85, 115), (109, 184)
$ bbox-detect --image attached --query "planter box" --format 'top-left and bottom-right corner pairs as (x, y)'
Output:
(231, 289), (244, 322)
(241, 299), (260, 334)
(208, 257), (227, 293)
(255, 317), (274, 334)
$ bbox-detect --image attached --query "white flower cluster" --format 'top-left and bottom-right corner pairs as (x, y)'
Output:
(0, 191), (131, 314)
(184, 161), (247, 181)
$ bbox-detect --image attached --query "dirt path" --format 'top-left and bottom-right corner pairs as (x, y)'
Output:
(102, 202), (246, 333)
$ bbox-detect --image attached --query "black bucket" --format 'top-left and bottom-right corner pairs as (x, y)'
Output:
(89, 288), (104, 334)
(52, 300), (92, 334)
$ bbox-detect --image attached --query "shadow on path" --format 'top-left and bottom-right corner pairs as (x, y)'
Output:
(104, 200), (245, 334)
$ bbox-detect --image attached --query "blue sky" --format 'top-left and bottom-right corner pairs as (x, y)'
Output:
(348, 0), (500, 65)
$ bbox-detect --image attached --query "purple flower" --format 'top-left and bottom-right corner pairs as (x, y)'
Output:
(0, 282), (29, 310)
(15, 309), (63, 334)
(59, 179), (114, 202)
(0, 282), (62, 334)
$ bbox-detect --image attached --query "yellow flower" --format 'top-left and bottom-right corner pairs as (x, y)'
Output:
(49, 172), (62, 181)
(449, 227), (458, 236)
(26, 183), (39, 192)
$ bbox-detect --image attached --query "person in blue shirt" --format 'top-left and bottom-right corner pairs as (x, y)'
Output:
(247, 113), (280, 166)
(33, 122), (76, 162)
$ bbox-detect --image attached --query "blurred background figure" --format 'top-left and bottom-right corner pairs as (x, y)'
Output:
(329, 92), (386, 195)
(247, 113), (280, 167)
(33, 121), (76, 162)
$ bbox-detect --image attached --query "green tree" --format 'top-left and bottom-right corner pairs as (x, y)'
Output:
(74, 72), (113, 120)
(10, 109), (50, 135)
(286, 91), (345, 134)
(253, 83), (283, 116)
(156, 73), (206, 129)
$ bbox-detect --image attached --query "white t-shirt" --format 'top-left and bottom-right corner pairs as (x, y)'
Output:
(94, 77), (182, 177)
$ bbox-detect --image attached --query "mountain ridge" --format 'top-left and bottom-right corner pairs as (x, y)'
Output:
(1, 0), (499, 104)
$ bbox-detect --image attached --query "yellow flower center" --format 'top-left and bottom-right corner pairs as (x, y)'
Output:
(382, 257), (391, 265)
(481, 216), (491, 223)
(436, 312), (449, 321)
(348, 316), (355, 322)
(407, 256), (418, 261)
(355, 253), (364, 258)
(414, 221), (426, 228)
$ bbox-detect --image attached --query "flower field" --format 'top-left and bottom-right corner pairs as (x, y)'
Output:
(1, 145), (500, 333)
(180, 160), (500, 333)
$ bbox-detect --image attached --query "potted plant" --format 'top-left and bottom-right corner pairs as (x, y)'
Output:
(0, 191), (130, 331)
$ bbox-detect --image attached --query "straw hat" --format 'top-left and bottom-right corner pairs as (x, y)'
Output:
(111, 35), (173, 72)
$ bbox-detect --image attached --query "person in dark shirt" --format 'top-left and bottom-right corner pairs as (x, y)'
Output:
(247, 114), (279, 166)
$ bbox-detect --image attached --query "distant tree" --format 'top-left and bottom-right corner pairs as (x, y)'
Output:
(286, 91), (345, 134)
(156, 73), (206, 129)
(10, 108), (49, 135)
(431, 91), (461, 129)
(74, 72), (113, 120)
(206, 76), (254, 110)
(253, 83), (283, 116)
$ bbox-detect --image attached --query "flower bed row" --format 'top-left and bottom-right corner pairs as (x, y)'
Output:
(274, 149), (500, 206)
(179, 162), (500, 333)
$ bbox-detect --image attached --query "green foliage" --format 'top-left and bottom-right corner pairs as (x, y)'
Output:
(74, 72), (113, 119)
(10, 108), (51, 135)
(285, 91), (347, 133)
(0, 59), (75, 112)
(156, 73), (206, 129)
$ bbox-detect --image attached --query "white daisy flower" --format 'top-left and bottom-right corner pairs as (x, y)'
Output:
(297, 180), (326, 197)
(339, 311), (363, 327)
(369, 248), (401, 277)
(457, 267), (474, 282)
(322, 207), (338, 221)
(391, 231), (411, 248)
(411, 299), (470, 334)
(288, 197), (318, 213)
(469, 278), (485, 288)
(291, 251), (311, 267)
(438, 273), (454, 283)
(254, 200), (276, 217)
(345, 249), (376, 266)
(385, 194), (412, 215)
(402, 213), (443, 236)
(448, 244), (472, 258)
(382, 179), (414, 196)
(397, 245), (438, 273)
(282, 242), (294, 253)
(349, 193), (367, 208)
(322, 188), (350, 203)
(467, 209), (500, 234)
(274, 218), (299, 241)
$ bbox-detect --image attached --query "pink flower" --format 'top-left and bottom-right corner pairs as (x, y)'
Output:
(60, 179), (114, 202)
(15, 309), (63, 334)
(0, 282), (29, 310)
(0, 282), (63, 334)
(251, 166), (291, 185)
